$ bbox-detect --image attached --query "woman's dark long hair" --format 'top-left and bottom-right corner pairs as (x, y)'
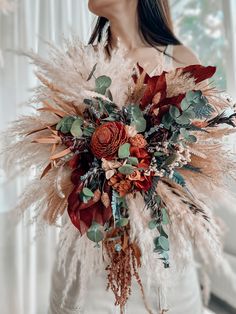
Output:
(88, 0), (181, 52)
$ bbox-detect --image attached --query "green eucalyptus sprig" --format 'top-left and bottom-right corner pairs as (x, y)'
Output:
(148, 194), (170, 268)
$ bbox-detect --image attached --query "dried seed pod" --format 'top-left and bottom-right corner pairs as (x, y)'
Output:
(101, 192), (110, 208)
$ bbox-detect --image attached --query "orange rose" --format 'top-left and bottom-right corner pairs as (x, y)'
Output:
(90, 122), (127, 160)
(129, 134), (147, 148)
(128, 170), (142, 181)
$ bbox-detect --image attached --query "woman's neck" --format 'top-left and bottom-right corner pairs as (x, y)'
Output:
(108, 3), (144, 51)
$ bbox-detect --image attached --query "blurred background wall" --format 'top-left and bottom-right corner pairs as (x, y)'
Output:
(0, 1), (236, 313)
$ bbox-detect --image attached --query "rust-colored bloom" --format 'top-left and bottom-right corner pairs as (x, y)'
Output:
(129, 134), (147, 148)
(130, 146), (149, 159)
(116, 180), (132, 197)
(128, 170), (142, 181)
(134, 175), (152, 192)
(108, 173), (132, 197)
(90, 122), (127, 160)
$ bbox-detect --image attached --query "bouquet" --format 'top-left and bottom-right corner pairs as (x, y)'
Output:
(1, 41), (236, 313)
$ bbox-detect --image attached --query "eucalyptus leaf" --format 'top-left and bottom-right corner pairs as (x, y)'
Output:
(148, 220), (158, 230)
(154, 246), (163, 253)
(130, 104), (143, 118)
(80, 194), (91, 204)
(161, 208), (169, 225)
(175, 114), (190, 125)
(82, 187), (94, 197)
(70, 119), (83, 137)
(158, 225), (169, 238)
(154, 238), (162, 250)
(183, 109), (196, 120)
(181, 98), (191, 111)
(127, 157), (139, 166)
(116, 218), (129, 227)
(131, 118), (147, 133)
(154, 152), (165, 157)
(193, 100), (215, 119)
(118, 143), (131, 159)
(56, 119), (63, 131)
(154, 194), (161, 205)
(158, 236), (169, 251)
(59, 116), (76, 134)
(180, 128), (190, 138)
(129, 104), (147, 132)
(87, 222), (104, 243)
(161, 251), (169, 261)
(118, 164), (135, 175)
(83, 126), (95, 137)
(162, 112), (174, 129)
(169, 131), (179, 143)
(186, 90), (202, 102)
(169, 105), (180, 119)
(95, 75), (112, 95)
(185, 134), (197, 143)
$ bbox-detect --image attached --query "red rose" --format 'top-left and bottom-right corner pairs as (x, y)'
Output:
(90, 122), (127, 160)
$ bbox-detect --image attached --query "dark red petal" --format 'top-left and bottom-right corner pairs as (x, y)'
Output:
(141, 73), (167, 109)
(181, 65), (216, 83)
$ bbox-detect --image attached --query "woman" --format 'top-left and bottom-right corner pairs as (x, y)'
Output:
(48, 1), (204, 313)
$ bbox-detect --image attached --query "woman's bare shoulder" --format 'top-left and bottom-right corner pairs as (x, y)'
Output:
(172, 44), (201, 67)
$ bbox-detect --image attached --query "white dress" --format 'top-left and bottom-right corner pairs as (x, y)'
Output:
(48, 45), (204, 314)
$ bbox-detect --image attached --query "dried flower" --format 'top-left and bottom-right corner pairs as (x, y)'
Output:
(105, 169), (116, 180)
(125, 125), (137, 138)
(101, 158), (122, 171)
(134, 175), (152, 192)
(90, 122), (127, 160)
(128, 170), (142, 181)
(152, 92), (161, 104)
(192, 120), (208, 128)
(129, 134), (147, 148)
(108, 174), (132, 197)
(101, 192), (110, 208)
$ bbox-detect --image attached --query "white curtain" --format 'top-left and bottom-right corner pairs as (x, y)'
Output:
(0, 1), (93, 314)
(223, 0), (236, 98)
